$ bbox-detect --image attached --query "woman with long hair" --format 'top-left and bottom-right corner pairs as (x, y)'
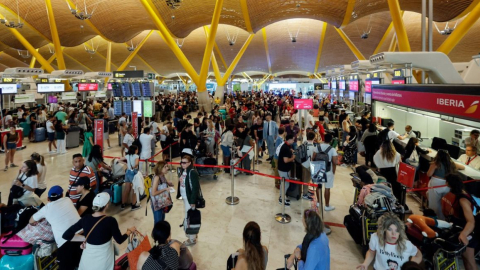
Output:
(404, 137), (429, 168)
(231, 221), (268, 270)
(150, 161), (174, 224)
(220, 124), (235, 174)
(122, 145), (141, 211)
(31, 152), (47, 197)
(63, 192), (135, 270)
(3, 122), (20, 171)
(204, 119), (216, 155)
(374, 141), (402, 200)
(341, 114), (353, 146)
(54, 119), (69, 154)
(8, 160), (39, 206)
(287, 210), (329, 269)
(427, 149), (465, 219)
(86, 145), (111, 193)
(358, 212), (422, 270)
(179, 155), (200, 246)
(342, 125), (358, 167)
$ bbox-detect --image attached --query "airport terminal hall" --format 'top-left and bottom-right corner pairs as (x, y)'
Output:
(2, 0), (480, 269)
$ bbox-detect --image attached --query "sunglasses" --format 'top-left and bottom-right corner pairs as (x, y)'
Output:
(180, 161), (189, 164)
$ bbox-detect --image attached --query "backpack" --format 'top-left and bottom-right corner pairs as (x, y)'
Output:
(295, 142), (309, 164)
(310, 144), (332, 184)
(183, 208), (201, 235)
(132, 138), (142, 155)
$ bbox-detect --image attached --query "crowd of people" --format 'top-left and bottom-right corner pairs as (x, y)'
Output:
(0, 89), (479, 269)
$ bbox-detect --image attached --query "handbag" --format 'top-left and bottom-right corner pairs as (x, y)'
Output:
(150, 180), (173, 211)
(126, 232), (151, 270)
(188, 170), (205, 209)
(10, 173), (27, 199)
(80, 216), (107, 250)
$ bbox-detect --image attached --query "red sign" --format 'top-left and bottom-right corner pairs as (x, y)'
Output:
(397, 162), (416, 188)
(94, 119), (104, 150)
(132, 112), (138, 139)
(349, 80), (359, 92)
(78, 83), (98, 91)
(392, 79), (405, 85)
(294, 99), (313, 110)
(365, 81), (372, 93)
(372, 88), (480, 121)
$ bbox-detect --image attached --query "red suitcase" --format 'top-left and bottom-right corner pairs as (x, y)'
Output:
(0, 234), (32, 256)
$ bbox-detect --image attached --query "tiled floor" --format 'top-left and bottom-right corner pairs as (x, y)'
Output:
(1, 130), (426, 269)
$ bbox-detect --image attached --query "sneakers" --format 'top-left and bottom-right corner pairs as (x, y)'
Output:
(177, 196), (183, 200)
(4, 166), (7, 171)
(10, 164), (18, 167)
(120, 204), (126, 210)
(324, 205), (336, 211)
(340, 164), (348, 167)
(131, 204), (141, 211)
(183, 239), (197, 246)
(302, 194), (314, 201)
(49, 150), (56, 154)
(278, 198), (291, 206)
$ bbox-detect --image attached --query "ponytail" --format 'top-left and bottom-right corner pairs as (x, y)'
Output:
(31, 152), (45, 166)
(39, 155), (45, 166)
(242, 222), (265, 270)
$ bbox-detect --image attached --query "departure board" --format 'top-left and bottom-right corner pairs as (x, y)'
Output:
(112, 83), (122, 97)
(133, 100), (142, 117)
(121, 83), (131, 97)
(114, 100), (122, 116)
(131, 82), (142, 97)
(143, 100), (152, 117)
(141, 82), (152, 97)
(123, 101), (132, 115)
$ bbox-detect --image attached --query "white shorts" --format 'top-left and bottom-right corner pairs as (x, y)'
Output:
(323, 172), (334, 189)
(104, 132), (109, 140)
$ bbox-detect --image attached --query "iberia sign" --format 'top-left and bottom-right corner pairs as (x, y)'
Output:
(372, 86), (480, 121)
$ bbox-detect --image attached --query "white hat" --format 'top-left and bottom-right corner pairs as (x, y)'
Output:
(93, 192), (110, 208)
(181, 148), (193, 157)
(59, 107), (64, 111)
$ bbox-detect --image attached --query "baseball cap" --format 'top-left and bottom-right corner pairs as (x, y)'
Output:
(48, 185), (64, 198)
(71, 177), (90, 188)
(93, 192), (110, 208)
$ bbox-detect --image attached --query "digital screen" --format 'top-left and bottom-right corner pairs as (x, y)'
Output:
(133, 100), (142, 117)
(0, 84), (17, 94)
(111, 83), (122, 97)
(143, 100), (153, 117)
(392, 79), (406, 85)
(365, 80), (380, 93)
(77, 83), (98, 91)
(114, 100), (122, 116)
(339, 81), (346, 91)
(349, 80), (359, 92)
(349, 91), (355, 100)
(141, 82), (152, 97)
(365, 93), (372, 104)
(293, 99), (313, 110)
(37, 84), (65, 93)
(107, 83), (112, 90)
(123, 101), (132, 115)
(131, 82), (142, 97)
(268, 83), (296, 91)
(48, 96), (58, 103)
(394, 69), (403, 77)
(331, 81), (337, 90)
(121, 83), (131, 97)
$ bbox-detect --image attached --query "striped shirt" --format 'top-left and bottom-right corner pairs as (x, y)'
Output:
(68, 166), (97, 205)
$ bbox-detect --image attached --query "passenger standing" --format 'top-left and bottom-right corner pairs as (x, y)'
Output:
(139, 127), (154, 174)
(373, 141), (402, 202)
(86, 145), (112, 193)
(404, 137), (429, 168)
(277, 134), (296, 206)
(360, 124), (379, 167)
(205, 120), (216, 155)
(46, 115), (57, 153)
(221, 125), (235, 174)
(263, 114), (278, 162)
(122, 145), (141, 211)
(342, 126), (358, 167)
(150, 161), (174, 224)
(3, 122), (20, 171)
(122, 126), (135, 155)
(251, 117), (264, 160)
(273, 127), (286, 189)
(179, 155), (200, 246)
(31, 153), (47, 198)
(29, 186), (82, 270)
(55, 119), (69, 154)
(341, 114), (352, 146)
(62, 192), (135, 270)
(301, 131), (318, 201)
(314, 134), (338, 211)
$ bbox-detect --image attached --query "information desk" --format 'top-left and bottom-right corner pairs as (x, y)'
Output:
(0, 128), (25, 151)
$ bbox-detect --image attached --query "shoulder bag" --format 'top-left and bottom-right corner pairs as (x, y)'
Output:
(10, 173), (27, 199)
(188, 170), (205, 209)
(80, 216), (107, 249)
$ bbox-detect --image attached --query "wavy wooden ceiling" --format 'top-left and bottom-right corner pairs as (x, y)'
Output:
(0, 0), (478, 76)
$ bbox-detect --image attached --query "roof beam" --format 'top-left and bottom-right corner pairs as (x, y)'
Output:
(117, 30), (153, 71)
(198, 0), (224, 89)
(388, 33), (397, 52)
(46, 0), (66, 70)
(373, 20), (395, 55)
(437, 2), (480, 55)
(41, 49), (60, 70)
(29, 49), (38, 68)
(240, 0), (254, 33)
(261, 28), (272, 74)
(0, 4), (50, 42)
(314, 22), (328, 73)
(140, 0), (199, 83)
(137, 55), (160, 75)
(335, 28), (366, 60)
(213, 43), (228, 70)
(341, 0), (356, 27)
(387, 0), (411, 51)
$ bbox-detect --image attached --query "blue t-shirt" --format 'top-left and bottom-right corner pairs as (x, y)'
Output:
(297, 233), (330, 270)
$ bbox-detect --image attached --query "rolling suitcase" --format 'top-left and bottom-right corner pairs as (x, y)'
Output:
(0, 234), (32, 255)
(170, 140), (180, 159)
(34, 127), (46, 142)
(286, 162), (302, 200)
(110, 181), (123, 205)
(0, 254), (34, 270)
(66, 126), (80, 149)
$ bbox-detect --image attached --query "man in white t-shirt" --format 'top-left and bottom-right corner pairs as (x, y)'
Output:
(149, 120), (160, 143)
(30, 186), (81, 270)
(313, 133), (338, 212)
(46, 115), (57, 153)
(305, 110), (315, 129)
(122, 126), (135, 154)
(139, 127), (153, 173)
(300, 131), (319, 201)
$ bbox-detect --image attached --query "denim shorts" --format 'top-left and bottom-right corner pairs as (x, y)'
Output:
(125, 169), (137, 183)
(48, 132), (55, 142)
(6, 142), (16, 150)
(221, 145), (231, 157)
(257, 139), (264, 148)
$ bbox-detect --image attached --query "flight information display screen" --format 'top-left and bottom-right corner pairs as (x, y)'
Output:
(123, 101), (132, 115)
(131, 82), (142, 97)
(111, 83), (122, 97)
(133, 100), (142, 117)
(37, 84), (65, 93)
(0, 84), (18, 94)
(78, 83), (98, 91)
(121, 83), (131, 97)
(141, 82), (152, 97)
(114, 100), (122, 116)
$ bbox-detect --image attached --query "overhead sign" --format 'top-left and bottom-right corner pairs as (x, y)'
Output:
(113, 70), (144, 79)
(0, 84), (18, 94)
(142, 82), (152, 97)
(62, 92), (77, 100)
(372, 85), (480, 121)
(147, 73), (155, 80)
(78, 83), (98, 91)
(14, 93), (35, 103)
(314, 83), (323, 90)
(365, 79), (380, 93)
(338, 80), (346, 91)
(294, 99), (313, 110)
(95, 91), (107, 98)
(37, 84), (65, 93)
(397, 162), (416, 188)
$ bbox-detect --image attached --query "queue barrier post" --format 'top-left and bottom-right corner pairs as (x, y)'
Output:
(225, 164), (239, 205)
(275, 177), (291, 224)
(169, 143), (175, 173)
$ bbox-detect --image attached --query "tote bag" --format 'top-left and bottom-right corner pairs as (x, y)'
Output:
(150, 183), (173, 211)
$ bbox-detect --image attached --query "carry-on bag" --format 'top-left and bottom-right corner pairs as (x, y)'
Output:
(0, 254), (34, 270)
(0, 234), (33, 255)
(34, 127), (46, 142)
(110, 181), (123, 205)
(184, 208), (201, 235)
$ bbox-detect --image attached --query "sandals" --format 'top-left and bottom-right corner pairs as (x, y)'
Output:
(183, 239), (197, 246)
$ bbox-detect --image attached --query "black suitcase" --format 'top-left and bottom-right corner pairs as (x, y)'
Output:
(286, 162), (302, 200)
(344, 205), (363, 244)
(170, 140), (180, 159)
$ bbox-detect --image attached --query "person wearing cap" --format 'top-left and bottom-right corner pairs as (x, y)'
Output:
(30, 186), (81, 270)
(63, 192), (135, 270)
(55, 106), (68, 125)
(73, 176), (95, 217)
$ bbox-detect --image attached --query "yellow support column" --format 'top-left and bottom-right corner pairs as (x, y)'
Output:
(218, 34), (254, 85)
(239, 0), (254, 33)
(387, 0), (411, 51)
(46, 0), (66, 69)
(314, 22), (328, 74)
(335, 28), (366, 60)
(341, 0), (357, 27)
(117, 31), (153, 71)
(373, 21), (395, 55)
(105, 42), (112, 85)
(388, 34), (398, 52)
(437, 2), (480, 55)
(29, 49), (38, 68)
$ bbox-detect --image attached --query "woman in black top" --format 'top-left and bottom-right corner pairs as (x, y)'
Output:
(137, 221), (181, 270)
(63, 192), (136, 270)
(343, 126), (358, 167)
(72, 177), (95, 217)
(180, 124), (196, 152)
(404, 137), (429, 168)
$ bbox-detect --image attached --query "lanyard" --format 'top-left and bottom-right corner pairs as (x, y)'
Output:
(466, 155), (478, 165)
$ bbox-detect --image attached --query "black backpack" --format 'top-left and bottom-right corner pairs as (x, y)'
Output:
(295, 142), (309, 164)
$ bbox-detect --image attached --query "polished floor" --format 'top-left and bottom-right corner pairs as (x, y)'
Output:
(0, 128), (425, 270)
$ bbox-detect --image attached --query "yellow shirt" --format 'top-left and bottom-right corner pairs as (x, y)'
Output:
(215, 98), (221, 105)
